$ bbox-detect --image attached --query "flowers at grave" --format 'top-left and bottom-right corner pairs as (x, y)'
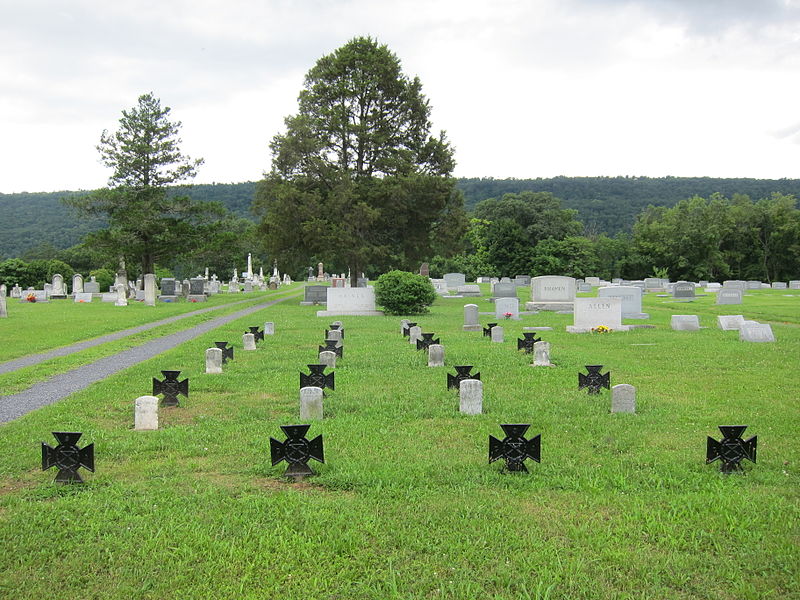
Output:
(592, 325), (612, 334)
(26, 293), (37, 303)
(190, 298), (198, 302)
(503, 312), (513, 319)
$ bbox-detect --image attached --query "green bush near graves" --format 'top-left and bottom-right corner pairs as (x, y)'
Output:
(0, 287), (798, 599)
(374, 270), (437, 315)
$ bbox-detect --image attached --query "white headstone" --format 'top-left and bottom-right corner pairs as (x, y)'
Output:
(264, 322), (275, 335)
(530, 276), (576, 310)
(716, 289), (743, 305)
(144, 273), (156, 307)
(206, 348), (223, 374)
(134, 396), (159, 430)
(459, 379), (483, 415)
(569, 297), (624, 333)
(243, 333), (257, 350)
(51, 274), (66, 297)
(0, 285), (6, 318)
(114, 283), (128, 306)
(611, 384), (636, 413)
(408, 325), (422, 345)
(495, 297), (520, 320)
(717, 315), (745, 331)
(72, 274), (84, 294)
(319, 287), (382, 316)
(532, 341), (552, 367)
(597, 286), (648, 319)
(739, 323), (775, 342)
(319, 350), (336, 368)
(444, 272), (466, 290)
(463, 304), (481, 331)
(300, 386), (324, 420)
(73, 292), (93, 303)
(428, 344), (445, 367)
(670, 315), (700, 331)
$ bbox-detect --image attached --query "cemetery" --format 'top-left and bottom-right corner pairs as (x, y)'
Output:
(0, 279), (797, 598)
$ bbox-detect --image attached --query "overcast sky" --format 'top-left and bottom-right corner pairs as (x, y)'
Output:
(2, 0), (799, 193)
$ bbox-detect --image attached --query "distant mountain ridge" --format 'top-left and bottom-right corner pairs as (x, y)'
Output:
(1, 177), (799, 257)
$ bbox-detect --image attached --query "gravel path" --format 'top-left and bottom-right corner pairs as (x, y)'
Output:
(0, 296), (270, 375)
(0, 292), (299, 424)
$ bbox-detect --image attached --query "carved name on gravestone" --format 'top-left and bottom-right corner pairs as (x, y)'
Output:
(443, 273), (466, 290)
(739, 323), (775, 342)
(717, 315), (745, 331)
(716, 288), (743, 305)
(529, 276), (576, 311)
(447, 365), (481, 390)
(300, 364), (334, 391)
(270, 424), (324, 479)
(483, 323), (498, 337)
(495, 297), (520, 320)
(597, 286), (648, 319)
(320, 287), (382, 316)
(152, 370), (189, 407)
(670, 315), (700, 331)
(214, 341), (234, 363)
(319, 339), (343, 358)
(246, 326), (264, 342)
(41, 432), (94, 483)
(672, 281), (696, 299)
(517, 332), (542, 353)
(416, 333), (440, 351)
(706, 426), (757, 473)
(489, 424), (541, 473)
(579, 365), (610, 394)
(569, 297), (624, 333)
(301, 285), (328, 305)
(492, 282), (517, 299)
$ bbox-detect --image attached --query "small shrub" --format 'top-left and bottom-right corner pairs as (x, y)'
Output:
(374, 270), (437, 315)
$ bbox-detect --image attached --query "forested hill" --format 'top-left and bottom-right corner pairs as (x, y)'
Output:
(2, 177), (799, 257)
(459, 176), (800, 235)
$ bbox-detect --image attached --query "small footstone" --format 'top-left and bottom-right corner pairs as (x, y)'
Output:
(134, 395), (159, 430)
(243, 332), (256, 350)
(205, 347), (223, 374)
(611, 384), (636, 413)
(491, 325), (504, 343)
(459, 379), (483, 415)
(264, 322), (275, 335)
(428, 344), (445, 367)
(300, 386), (324, 420)
(532, 341), (552, 367)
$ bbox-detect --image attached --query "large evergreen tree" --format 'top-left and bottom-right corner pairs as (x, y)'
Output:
(253, 37), (467, 284)
(65, 92), (222, 276)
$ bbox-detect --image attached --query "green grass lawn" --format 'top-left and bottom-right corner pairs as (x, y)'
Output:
(0, 286), (798, 599)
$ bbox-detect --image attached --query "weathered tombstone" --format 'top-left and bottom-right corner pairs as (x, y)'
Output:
(41, 432), (94, 483)
(597, 286), (648, 319)
(457, 284), (481, 297)
(114, 283), (128, 306)
(723, 280), (747, 290)
(717, 315), (745, 331)
(459, 379), (483, 415)
(672, 281), (696, 299)
(483, 322), (498, 337)
(228, 279), (240, 293)
(138, 273), (154, 307)
(419, 262), (430, 277)
(134, 396), (159, 430)
(301, 285), (328, 305)
(517, 332), (541, 353)
(152, 370), (189, 407)
(319, 350), (336, 368)
(670, 315), (700, 331)
(416, 332), (440, 351)
(771, 282), (787, 289)
(789, 280), (800, 290)
(463, 304), (481, 332)
(739, 323), (775, 342)
(10, 284), (22, 298)
(247, 326), (264, 342)
(402, 321), (417, 337)
(706, 426), (757, 473)
(205, 348), (223, 374)
(716, 288), (743, 305)
(489, 424), (541, 473)
(270, 424), (324, 479)
(579, 365), (610, 394)
(300, 387), (324, 420)
(495, 297), (520, 320)
(243, 281), (254, 293)
(319, 339), (343, 358)
(428, 344), (445, 367)
(0, 285), (6, 318)
(243, 333), (257, 351)
(568, 297), (624, 333)
(491, 325), (504, 343)
(532, 341), (552, 367)
(611, 384), (636, 413)
(318, 287), (382, 316)
(326, 329), (343, 344)
(514, 275), (531, 286)
(50, 274), (67, 299)
(264, 322), (275, 335)
(528, 276), (576, 311)
(408, 325), (422, 345)
(300, 364), (334, 391)
(444, 272), (466, 290)
(84, 276), (100, 294)
(71, 274), (84, 295)
(159, 278), (178, 301)
(214, 341), (234, 363)
(188, 277), (207, 302)
(447, 365), (480, 390)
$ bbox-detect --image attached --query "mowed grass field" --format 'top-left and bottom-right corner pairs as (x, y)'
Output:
(0, 285), (798, 599)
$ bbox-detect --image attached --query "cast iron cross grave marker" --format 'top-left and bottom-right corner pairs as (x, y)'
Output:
(483, 323), (498, 337)
(489, 424), (541, 473)
(319, 339), (343, 358)
(246, 326), (264, 342)
(270, 424), (324, 479)
(578, 365), (610, 395)
(214, 341), (234, 364)
(447, 365), (481, 390)
(153, 370), (189, 406)
(416, 332), (440, 351)
(707, 426), (757, 473)
(300, 364), (335, 391)
(517, 332), (542, 353)
(41, 432), (95, 483)
(402, 322), (417, 337)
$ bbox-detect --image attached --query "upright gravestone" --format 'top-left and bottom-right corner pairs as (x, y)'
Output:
(10, 284), (22, 298)
(739, 323), (775, 342)
(772, 282), (787, 289)
(459, 379), (483, 415)
(514, 275), (531, 286)
(72, 274), (84, 295)
(717, 315), (745, 330)
(419, 262), (430, 277)
(444, 273), (466, 291)
(144, 274), (156, 307)
(159, 278), (178, 302)
(597, 286), (648, 319)
(789, 280), (800, 290)
(188, 278), (207, 302)
(611, 384), (636, 413)
(50, 274), (67, 299)
(491, 325), (504, 343)
(408, 325), (422, 345)
(428, 344), (445, 367)
(319, 350), (336, 368)
(264, 322), (275, 335)
(134, 396), (159, 430)
(301, 285), (328, 305)
(114, 283), (128, 307)
(568, 297), (624, 333)
(0, 285), (7, 318)
(84, 276), (100, 294)
(300, 387), (324, 420)
(243, 333), (256, 351)
(463, 304), (481, 332)
(206, 348), (223, 374)
(492, 282), (517, 300)
(671, 315), (700, 331)
(317, 287), (382, 316)
(495, 297), (520, 320)
(528, 276), (576, 312)
(532, 341), (552, 367)
(716, 288), (742, 305)
(723, 280), (747, 291)
(672, 281), (695, 299)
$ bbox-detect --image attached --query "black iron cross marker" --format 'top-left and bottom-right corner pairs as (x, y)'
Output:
(517, 332), (542, 353)
(483, 323), (498, 337)
(270, 424), (324, 479)
(300, 364), (335, 391)
(707, 426), (757, 473)
(402, 322), (417, 337)
(246, 326), (264, 342)
(416, 332), (440, 351)
(578, 365), (610, 394)
(318, 339), (343, 358)
(41, 432), (95, 483)
(447, 365), (481, 390)
(489, 424), (541, 473)
(153, 370), (189, 406)
(214, 341), (234, 364)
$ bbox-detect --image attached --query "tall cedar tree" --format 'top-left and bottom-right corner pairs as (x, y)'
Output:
(254, 37), (467, 284)
(65, 92), (222, 276)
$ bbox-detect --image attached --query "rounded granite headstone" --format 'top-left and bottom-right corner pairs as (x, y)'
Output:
(300, 386), (324, 420)
(243, 333), (257, 350)
(319, 350), (337, 368)
(459, 379), (483, 415)
(491, 325), (504, 343)
(428, 344), (445, 367)
(611, 384), (636, 414)
(264, 322), (275, 335)
(134, 395), (159, 430)
(463, 304), (481, 331)
(408, 325), (422, 345)
(205, 347), (223, 374)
